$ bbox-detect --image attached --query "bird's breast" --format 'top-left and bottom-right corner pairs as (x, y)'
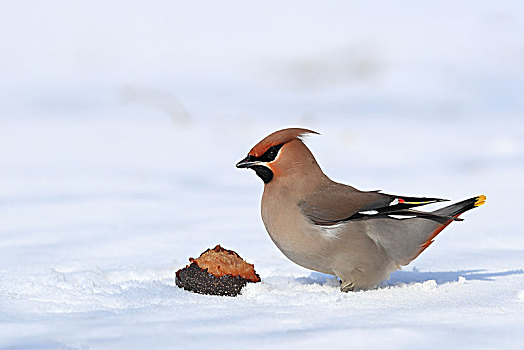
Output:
(260, 187), (337, 274)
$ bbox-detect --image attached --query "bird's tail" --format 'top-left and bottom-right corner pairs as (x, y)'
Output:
(412, 195), (486, 259)
(432, 195), (486, 218)
(371, 195), (487, 266)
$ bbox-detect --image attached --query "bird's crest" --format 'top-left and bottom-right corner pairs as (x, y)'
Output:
(249, 128), (319, 157)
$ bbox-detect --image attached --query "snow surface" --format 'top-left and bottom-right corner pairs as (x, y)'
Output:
(1, 1), (524, 349)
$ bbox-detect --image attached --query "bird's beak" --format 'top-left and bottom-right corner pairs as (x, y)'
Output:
(236, 156), (260, 169)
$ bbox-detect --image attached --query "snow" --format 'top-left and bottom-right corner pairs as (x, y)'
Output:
(1, 1), (524, 349)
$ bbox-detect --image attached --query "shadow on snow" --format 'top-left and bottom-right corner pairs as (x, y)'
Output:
(295, 269), (524, 288)
(385, 268), (524, 286)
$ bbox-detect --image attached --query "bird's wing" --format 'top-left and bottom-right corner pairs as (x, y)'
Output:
(298, 182), (449, 226)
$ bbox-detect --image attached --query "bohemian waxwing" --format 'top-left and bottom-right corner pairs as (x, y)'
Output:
(236, 128), (486, 291)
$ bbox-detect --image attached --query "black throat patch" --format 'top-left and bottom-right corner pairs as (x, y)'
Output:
(251, 165), (273, 184)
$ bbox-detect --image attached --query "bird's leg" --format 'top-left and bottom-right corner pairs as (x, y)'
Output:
(340, 280), (355, 292)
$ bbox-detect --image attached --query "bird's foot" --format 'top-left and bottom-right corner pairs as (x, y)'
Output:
(340, 281), (355, 292)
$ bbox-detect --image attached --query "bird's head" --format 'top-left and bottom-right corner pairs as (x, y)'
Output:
(236, 128), (322, 184)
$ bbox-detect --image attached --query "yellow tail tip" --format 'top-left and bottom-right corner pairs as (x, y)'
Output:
(474, 195), (487, 207)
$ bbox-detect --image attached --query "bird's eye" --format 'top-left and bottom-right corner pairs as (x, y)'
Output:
(256, 143), (284, 163)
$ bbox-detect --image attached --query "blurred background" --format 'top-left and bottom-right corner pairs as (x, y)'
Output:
(1, 1), (523, 347)
(3, 1), (523, 121)
(1, 0), (523, 268)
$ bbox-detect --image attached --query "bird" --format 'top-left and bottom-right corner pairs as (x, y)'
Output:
(236, 128), (486, 292)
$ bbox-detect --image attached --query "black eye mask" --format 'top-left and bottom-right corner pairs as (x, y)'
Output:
(245, 143), (284, 163)
(242, 143), (284, 184)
